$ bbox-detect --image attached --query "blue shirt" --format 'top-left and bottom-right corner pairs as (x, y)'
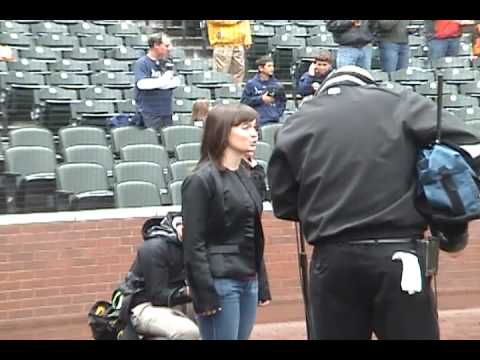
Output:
(133, 56), (174, 116)
(240, 74), (286, 125)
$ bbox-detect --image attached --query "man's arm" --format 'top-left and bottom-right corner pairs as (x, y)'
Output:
(241, 81), (264, 107)
(134, 60), (179, 90)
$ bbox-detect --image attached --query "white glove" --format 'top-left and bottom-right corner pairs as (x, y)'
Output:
(392, 251), (422, 295)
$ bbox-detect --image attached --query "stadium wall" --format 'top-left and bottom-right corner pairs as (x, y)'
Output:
(0, 206), (479, 335)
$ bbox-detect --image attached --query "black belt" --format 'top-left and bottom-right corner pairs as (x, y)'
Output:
(348, 238), (416, 246)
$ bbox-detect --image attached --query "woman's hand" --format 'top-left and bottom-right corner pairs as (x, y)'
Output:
(258, 300), (271, 307)
(198, 307), (222, 316)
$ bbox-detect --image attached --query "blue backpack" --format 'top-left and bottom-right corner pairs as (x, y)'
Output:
(417, 141), (480, 223)
(416, 75), (480, 224)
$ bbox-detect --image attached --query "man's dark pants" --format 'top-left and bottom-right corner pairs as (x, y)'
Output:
(308, 240), (440, 340)
(142, 113), (173, 131)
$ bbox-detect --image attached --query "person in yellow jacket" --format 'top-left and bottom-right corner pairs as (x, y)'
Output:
(207, 20), (252, 84)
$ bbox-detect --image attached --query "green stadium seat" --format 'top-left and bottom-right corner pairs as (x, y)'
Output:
(115, 181), (162, 208)
(56, 162), (114, 211)
(114, 161), (170, 204)
(110, 126), (159, 154)
(161, 125), (203, 154)
(175, 142), (201, 161)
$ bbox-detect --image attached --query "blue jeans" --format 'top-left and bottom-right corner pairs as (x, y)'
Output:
(197, 277), (258, 340)
(428, 38), (460, 61)
(141, 112), (172, 130)
(336, 45), (372, 70)
(379, 42), (410, 73)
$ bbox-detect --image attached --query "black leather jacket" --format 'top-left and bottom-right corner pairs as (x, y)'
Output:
(182, 162), (271, 314)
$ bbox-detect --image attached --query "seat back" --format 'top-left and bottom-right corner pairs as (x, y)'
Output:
(170, 160), (198, 182)
(115, 181), (162, 208)
(5, 146), (56, 177)
(161, 125), (203, 153)
(111, 126), (159, 153)
(255, 141), (273, 162)
(175, 142), (201, 161)
(120, 144), (169, 169)
(59, 126), (108, 153)
(64, 145), (114, 174)
(260, 123), (282, 147)
(169, 180), (183, 206)
(9, 127), (55, 150)
(56, 162), (110, 195)
(114, 161), (168, 196)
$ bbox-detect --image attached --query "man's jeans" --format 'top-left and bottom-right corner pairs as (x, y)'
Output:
(428, 38), (460, 62)
(141, 113), (172, 131)
(336, 45), (372, 70)
(197, 277), (258, 340)
(379, 42), (410, 73)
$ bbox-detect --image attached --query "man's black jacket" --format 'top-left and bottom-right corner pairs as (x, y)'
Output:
(129, 212), (191, 308)
(268, 83), (480, 246)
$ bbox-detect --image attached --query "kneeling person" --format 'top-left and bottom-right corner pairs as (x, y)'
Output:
(127, 212), (200, 340)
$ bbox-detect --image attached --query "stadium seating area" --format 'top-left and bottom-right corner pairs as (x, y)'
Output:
(0, 19), (479, 214)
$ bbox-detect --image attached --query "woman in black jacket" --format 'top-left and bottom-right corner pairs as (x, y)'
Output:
(182, 103), (271, 340)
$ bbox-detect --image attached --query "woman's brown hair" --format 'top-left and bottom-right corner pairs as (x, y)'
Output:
(191, 98), (210, 121)
(198, 103), (257, 170)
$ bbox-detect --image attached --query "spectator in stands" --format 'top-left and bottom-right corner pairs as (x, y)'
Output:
(207, 20), (252, 84)
(124, 212), (200, 340)
(471, 21), (480, 57)
(133, 32), (181, 131)
(297, 50), (334, 97)
(327, 20), (376, 70)
(375, 20), (410, 73)
(425, 20), (474, 61)
(267, 65), (479, 340)
(182, 104), (271, 340)
(240, 56), (286, 126)
(191, 98), (210, 127)
(0, 45), (15, 61)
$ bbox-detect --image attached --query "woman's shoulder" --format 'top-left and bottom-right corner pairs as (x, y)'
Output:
(184, 161), (218, 185)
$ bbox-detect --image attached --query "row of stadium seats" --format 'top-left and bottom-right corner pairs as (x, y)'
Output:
(0, 124), (276, 213)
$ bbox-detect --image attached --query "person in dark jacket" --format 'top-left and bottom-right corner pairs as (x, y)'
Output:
(127, 212), (200, 340)
(182, 103), (272, 340)
(375, 20), (410, 72)
(241, 55), (286, 126)
(297, 50), (334, 97)
(327, 20), (376, 70)
(267, 66), (480, 340)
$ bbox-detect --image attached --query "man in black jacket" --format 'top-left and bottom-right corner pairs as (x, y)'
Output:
(127, 212), (200, 340)
(327, 20), (376, 70)
(267, 66), (480, 339)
